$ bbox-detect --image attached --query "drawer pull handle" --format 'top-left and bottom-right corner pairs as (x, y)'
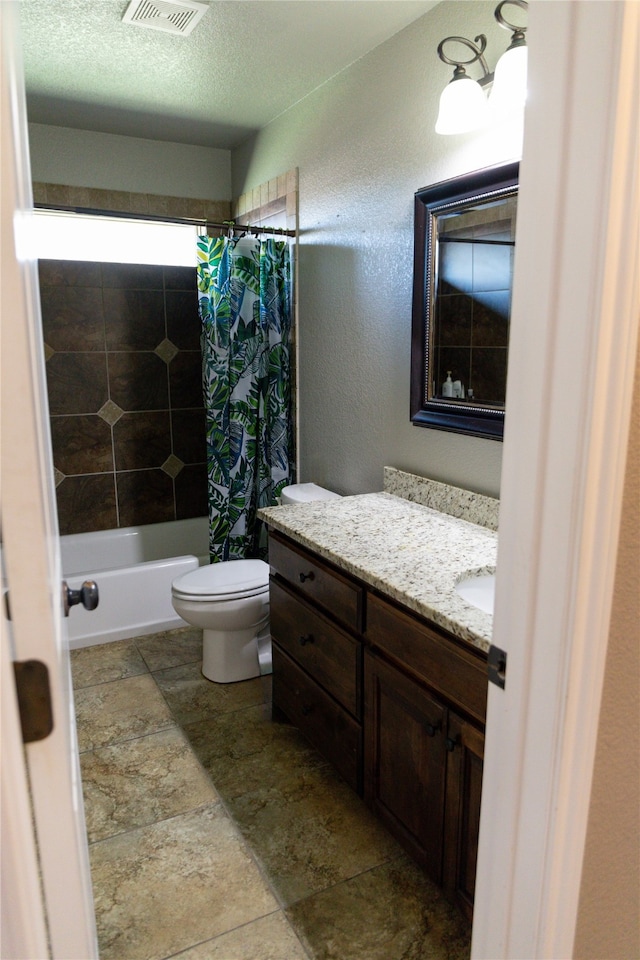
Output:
(299, 571), (315, 583)
(446, 736), (459, 752)
(299, 634), (315, 646)
(425, 722), (441, 737)
(301, 703), (313, 716)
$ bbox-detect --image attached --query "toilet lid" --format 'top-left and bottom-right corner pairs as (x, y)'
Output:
(172, 559), (269, 601)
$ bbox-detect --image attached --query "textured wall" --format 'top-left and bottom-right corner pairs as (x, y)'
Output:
(574, 337), (640, 960)
(29, 123), (231, 200)
(232, 1), (523, 498)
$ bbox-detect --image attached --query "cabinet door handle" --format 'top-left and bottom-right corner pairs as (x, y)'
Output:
(299, 571), (315, 583)
(299, 634), (314, 646)
(446, 736), (459, 752)
(301, 703), (313, 716)
(425, 722), (441, 737)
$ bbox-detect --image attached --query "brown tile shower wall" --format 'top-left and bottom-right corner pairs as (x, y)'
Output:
(40, 259), (207, 535)
(35, 175), (298, 535)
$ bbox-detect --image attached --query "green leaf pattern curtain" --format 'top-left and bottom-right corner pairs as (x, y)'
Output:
(197, 235), (293, 562)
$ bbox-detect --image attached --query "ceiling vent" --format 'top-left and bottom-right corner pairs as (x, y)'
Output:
(122, 0), (208, 37)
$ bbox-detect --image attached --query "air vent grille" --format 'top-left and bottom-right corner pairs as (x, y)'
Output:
(122, 0), (208, 37)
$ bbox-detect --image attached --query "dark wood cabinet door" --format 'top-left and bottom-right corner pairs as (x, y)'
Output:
(364, 650), (447, 883)
(443, 711), (485, 921)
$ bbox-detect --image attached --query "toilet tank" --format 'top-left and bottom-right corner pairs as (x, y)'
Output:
(280, 483), (341, 504)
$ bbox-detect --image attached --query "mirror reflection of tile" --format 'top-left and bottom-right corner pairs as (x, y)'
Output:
(434, 200), (515, 406)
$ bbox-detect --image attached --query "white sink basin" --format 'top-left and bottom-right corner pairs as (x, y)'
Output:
(455, 572), (496, 615)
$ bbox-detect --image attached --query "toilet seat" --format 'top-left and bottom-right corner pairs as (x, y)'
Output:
(171, 559), (269, 603)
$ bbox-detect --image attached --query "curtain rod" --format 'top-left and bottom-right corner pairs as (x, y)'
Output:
(34, 203), (296, 238)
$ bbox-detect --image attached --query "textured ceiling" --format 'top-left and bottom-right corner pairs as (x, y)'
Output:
(19, 0), (439, 148)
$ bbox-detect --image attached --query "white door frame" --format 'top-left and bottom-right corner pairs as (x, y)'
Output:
(473, 2), (639, 958)
(0, 4), (98, 957)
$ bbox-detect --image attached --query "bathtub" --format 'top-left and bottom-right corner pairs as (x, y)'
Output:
(61, 517), (210, 649)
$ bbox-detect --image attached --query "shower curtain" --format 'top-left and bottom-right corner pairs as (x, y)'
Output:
(197, 234), (294, 562)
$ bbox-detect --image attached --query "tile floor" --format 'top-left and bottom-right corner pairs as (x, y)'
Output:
(71, 627), (471, 960)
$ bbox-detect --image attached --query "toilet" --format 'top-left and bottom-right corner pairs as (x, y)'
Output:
(280, 482), (341, 505)
(171, 483), (340, 683)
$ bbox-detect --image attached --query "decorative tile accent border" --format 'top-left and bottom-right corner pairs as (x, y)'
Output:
(233, 168), (298, 234)
(33, 182), (231, 225)
(383, 466), (499, 531)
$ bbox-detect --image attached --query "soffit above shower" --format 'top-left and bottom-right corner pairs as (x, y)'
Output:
(122, 0), (209, 37)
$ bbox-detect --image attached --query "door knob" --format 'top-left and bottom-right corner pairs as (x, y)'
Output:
(62, 580), (99, 617)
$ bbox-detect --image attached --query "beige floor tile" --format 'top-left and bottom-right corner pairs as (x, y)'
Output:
(81, 727), (219, 842)
(172, 912), (309, 959)
(153, 662), (267, 725)
(74, 674), (174, 752)
(71, 638), (148, 689)
(286, 856), (471, 960)
(185, 704), (400, 904)
(226, 768), (402, 905)
(183, 703), (326, 801)
(135, 626), (203, 672)
(91, 805), (279, 960)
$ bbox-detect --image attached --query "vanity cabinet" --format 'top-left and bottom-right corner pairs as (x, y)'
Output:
(268, 532), (364, 793)
(267, 530), (487, 920)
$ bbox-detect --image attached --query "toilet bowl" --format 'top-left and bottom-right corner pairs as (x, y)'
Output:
(171, 559), (270, 683)
(172, 483), (340, 684)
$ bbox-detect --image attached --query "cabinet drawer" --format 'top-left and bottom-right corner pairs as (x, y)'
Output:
(269, 532), (364, 632)
(270, 579), (361, 718)
(272, 644), (362, 794)
(366, 592), (487, 725)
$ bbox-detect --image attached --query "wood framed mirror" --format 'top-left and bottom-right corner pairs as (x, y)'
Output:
(410, 161), (519, 440)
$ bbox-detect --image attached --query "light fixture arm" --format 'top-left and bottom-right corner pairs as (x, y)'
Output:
(494, 0), (528, 49)
(436, 34), (491, 85)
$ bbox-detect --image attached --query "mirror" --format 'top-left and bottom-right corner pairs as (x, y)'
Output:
(410, 162), (519, 440)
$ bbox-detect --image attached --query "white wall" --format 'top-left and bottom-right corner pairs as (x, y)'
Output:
(232, 1), (523, 498)
(29, 123), (231, 200)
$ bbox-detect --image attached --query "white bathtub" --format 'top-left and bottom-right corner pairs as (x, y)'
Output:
(62, 517), (209, 649)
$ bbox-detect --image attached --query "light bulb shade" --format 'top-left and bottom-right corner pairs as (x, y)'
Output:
(435, 75), (489, 134)
(489, 44), (528, 119)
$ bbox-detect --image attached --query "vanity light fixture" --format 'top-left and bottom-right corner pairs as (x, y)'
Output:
(435, 0), (528, 135)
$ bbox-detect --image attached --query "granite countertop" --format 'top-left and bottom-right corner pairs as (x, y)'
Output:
(259, 490), (496, 653)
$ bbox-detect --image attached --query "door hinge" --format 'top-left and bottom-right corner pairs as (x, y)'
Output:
(488, 644), (507, 690)
(13, 660), (54, 743)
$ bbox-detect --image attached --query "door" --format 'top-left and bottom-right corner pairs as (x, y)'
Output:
(363, 650), (447, 883)
(473, 2), (640, 957)
(0, 5), (98, 958)
(443, 712), (484, 922)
